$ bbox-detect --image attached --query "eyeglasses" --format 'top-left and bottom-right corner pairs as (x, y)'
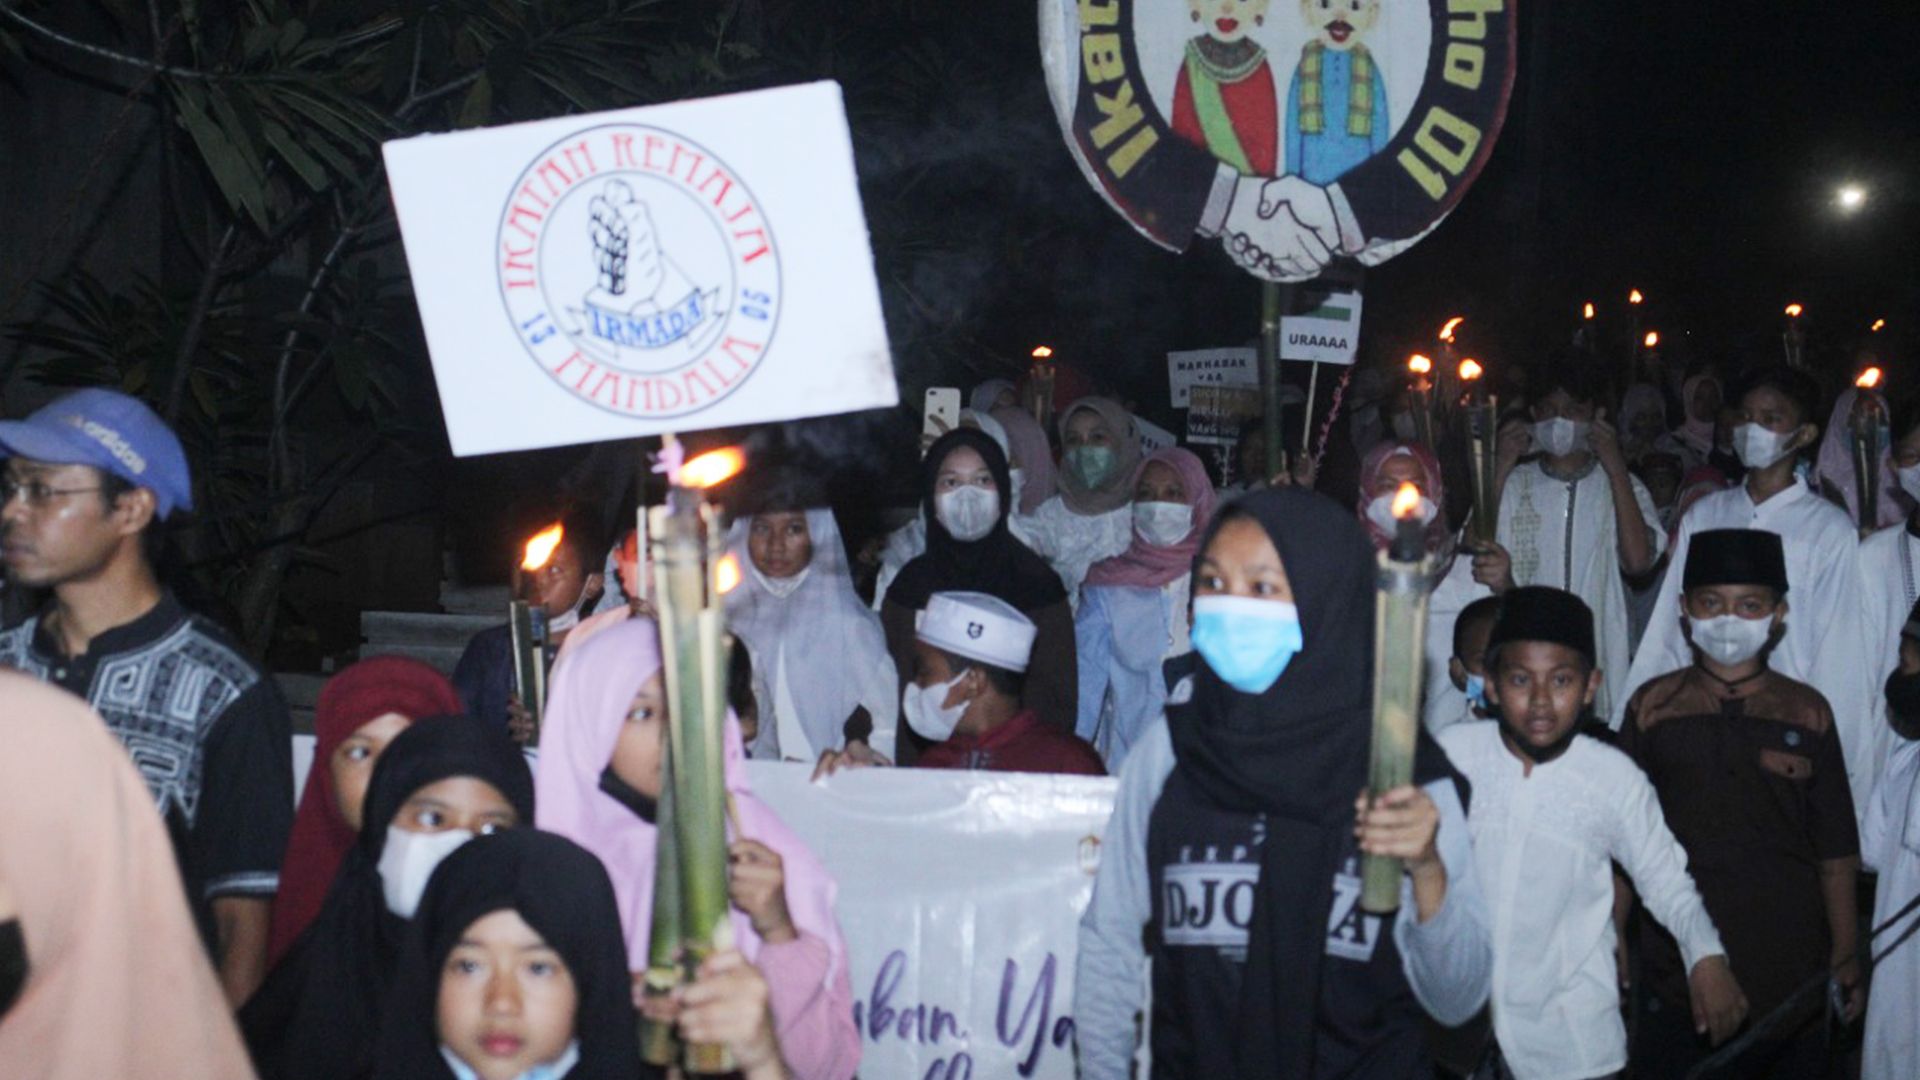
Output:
(0, 477), (106, 509)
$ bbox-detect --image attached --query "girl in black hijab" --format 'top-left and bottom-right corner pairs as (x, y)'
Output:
(882, 428), (1076, 755)
(242, 717), (536, 1080)
(1074, 488), (1493, 1079)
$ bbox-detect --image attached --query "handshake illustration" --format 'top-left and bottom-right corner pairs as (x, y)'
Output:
(1222, 174), (1361, 283)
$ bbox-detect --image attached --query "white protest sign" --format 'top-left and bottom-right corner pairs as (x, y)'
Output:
(1280, 288), (1364, 365)
(1167, 347), (1256, 408)
(747, 762), (1117, 1080)
(383, 82), (898, 457)
(1136, 414), (1177, 455)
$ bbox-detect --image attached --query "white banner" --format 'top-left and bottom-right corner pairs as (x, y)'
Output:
(1279, 288), (1364, 365)
(1166, 347), (1256, 409)
(384, 82), (898, 457)
(747, 762), (1118, 1080)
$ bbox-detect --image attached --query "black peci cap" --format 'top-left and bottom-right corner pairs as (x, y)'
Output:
(1485, 586), (1596, 667)
(1682, 528), (1789, 594)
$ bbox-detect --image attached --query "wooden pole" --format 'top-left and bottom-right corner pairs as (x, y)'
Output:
(1260, 281), (1285, 479)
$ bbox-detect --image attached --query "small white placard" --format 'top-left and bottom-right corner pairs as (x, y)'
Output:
(383, 81), (898, 457)
(1279, 288), (1364, 365)
(1167, 347), (1257, 409)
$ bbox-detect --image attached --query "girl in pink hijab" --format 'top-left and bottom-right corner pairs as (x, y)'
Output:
(1075, 447), (1217, 767)
(535, 617), (859, 1080)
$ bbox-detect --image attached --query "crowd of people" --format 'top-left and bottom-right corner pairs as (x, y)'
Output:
(1, 332), (1919, 1080)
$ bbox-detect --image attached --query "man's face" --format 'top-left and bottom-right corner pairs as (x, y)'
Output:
(0, 460), (135, 588)
(528, 540), (593, 617)
(1489, 641), (1599, 754)
(1300, 0), (1380, 51)
(1192, 0), (1272, 44)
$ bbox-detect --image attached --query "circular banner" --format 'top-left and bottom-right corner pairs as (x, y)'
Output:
(1040, 0), (1516, 282)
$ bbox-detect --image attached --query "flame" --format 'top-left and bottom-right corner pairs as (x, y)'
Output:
(1858, 367), (1884, 390)
(1408, 353), (1433, 375)
(715, 553), (743, 595)
(1583, 302), (1596, 320)
(680, 447), (745, 490)
(1439, 316), (1464, 343)
(1391, 482), (1423, 520)
(1628, 289), (1644, 305)
(1030, 345), (1054, 359)
(1872, 318), (1887, 332)
(521, 523), (564, 572)
(1458, 358), (1483, 381)
(1784, 303), (1804, 318)
(1643, 331), (1660, 348)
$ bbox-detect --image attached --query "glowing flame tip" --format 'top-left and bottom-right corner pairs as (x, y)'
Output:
(1858, 367), (1884, 390)
(1030, 345), (1054, 359)
(1458, 358), (1483, 381)
(1391, 482), (1422, 521)
(1582, 302), (1596, 320)
(1628, 289), (1644, 305)
(679, 447), (746, 490)
(1408, 353), (1433, 375)
(1643, 331), (1660, 348)
(1785, 303), (1804, 318)
(521, 523), (565, 572)
(1438, 316), (1465, 343)
(1872, 318), (1886, 332)
(715, 553), (743, 595)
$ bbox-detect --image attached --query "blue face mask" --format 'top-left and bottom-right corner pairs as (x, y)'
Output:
(1464, 673), (1488, 714)
(1191, 595), (1305, 694)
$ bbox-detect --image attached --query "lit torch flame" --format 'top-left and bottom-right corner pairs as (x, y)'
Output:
(1628, 289), (1644, 305)
(1785, 303), (1804, 318)
(521, 523), (564, 572)
(1872, 318), (1886, 332)
(715, 553), (742, 595)
(1391, 482), (1423, 521)
(1458, 358), (1483, 381)
(679, 447), (746, 490)
(1031, 345), (1054, 359)
(1858, 367), (1884, 390)
(1408, 353), (1433, 375)
(1583, 302), (1596, 320)
(1439, 317), (1464, 343)
(1643, 331), (1660, 349)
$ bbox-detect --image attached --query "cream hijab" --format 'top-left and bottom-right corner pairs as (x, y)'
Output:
(0, 673), (255, 1079)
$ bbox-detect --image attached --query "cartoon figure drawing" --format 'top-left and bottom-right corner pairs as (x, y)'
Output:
(1170, 0), (1279, 176)
(1286, 0), (1389, 185)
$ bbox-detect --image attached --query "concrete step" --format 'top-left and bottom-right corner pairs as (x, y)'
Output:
(441, 583), (511, 616)
(361, 610), (500, 649)
(356, 642), (470, 677)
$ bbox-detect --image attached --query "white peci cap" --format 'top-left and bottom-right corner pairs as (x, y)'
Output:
(914, 591), (1037, 673)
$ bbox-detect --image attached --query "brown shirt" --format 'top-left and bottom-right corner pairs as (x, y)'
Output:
(1620, 666), (1859, 1014)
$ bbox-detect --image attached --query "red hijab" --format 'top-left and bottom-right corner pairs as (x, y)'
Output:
(266, 656), (462, 962)
(1085, 447), (1219, 590)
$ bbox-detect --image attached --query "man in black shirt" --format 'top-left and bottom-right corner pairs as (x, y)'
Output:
(0, 388), (292, 1005)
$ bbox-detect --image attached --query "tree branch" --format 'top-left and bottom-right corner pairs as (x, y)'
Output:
(0, 5), (399, 83)
(163, 222), (238, 423)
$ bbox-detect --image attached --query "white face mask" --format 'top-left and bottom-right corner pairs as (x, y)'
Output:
(1896, 462), (1920, 497)
(1687, 613), (1774, 666)
(1532, 417), (1591, 457)
(1733, 423), (1798, 470)
(377, 825), (476, 918)
(1133, 501), (1194, 547)
(1364, 492), (1437, 535)
(903, 670), (970, 742)
(936, 485), (1000, 542)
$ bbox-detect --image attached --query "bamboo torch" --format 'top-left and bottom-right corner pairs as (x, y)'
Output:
(510, 522), (565, 746)
(1783, 303), (1806, 369)
(1029, 346), (1057, 428)
(1362, 483), (1441, 914)
(1852, 367), (1888, 531)
(1406, 353), (1437, 450)
(1458, 359), (1499, 548)
(646, 437), (745, 1074)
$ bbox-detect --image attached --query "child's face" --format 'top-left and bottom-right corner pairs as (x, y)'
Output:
(1191, 0), (1273, 44)
(1195, 516), (1294, 602)
(1490, 641), (1598, 754)
(1300, 0), (1380, 51)
(1738, 386), (1809, 438)
(1893, 423), (1920, 470)
(438, 909), (578, 1080)
(610, 674), (666, 801)
(1683, 584), (1783, 624)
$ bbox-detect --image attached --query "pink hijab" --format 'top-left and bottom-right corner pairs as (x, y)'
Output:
(0, 673), (254, 1079)
(990, 404), (1059, 514)
(1816, 387), (1910, 530)
(1356, 440), (1454, 555)
(1084, 447), (1218, 590)
(534, 617), (848, 978)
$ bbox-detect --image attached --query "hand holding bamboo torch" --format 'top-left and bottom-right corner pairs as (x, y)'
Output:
(1458, 359), (1499, 548)
(1852, 367), (1887, 531)
(642, 438), (746, 1074)
(1362, 483), (1441, 914)
(1406, 354), (1437, 450)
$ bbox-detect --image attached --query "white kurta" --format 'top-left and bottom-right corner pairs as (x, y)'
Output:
(1423, 554), (1494, 734)
(1862, 737), (1920, 1080)
(1497, 460), (1665, 719)
(1621, 480), (1880, 823)
(1437, 725), (1724, 1080)
(1016, 496), (1133, 609)
(1857, 524), (1916, 786)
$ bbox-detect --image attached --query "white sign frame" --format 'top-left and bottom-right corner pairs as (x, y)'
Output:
(1167, 347), (1257, 409)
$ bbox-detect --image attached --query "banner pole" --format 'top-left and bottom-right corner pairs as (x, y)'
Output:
(1301, 360), (1322, 458)
(1260, 281), (1285, 480)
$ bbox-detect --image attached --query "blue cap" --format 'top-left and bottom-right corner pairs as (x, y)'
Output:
(0, 388), (193, 519)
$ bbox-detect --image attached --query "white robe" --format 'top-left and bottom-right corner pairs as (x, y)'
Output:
(1856, 524), (1916, 784)
(1422, 554), (1493, 734)
(1862, 736), (1920, 1080)
(1016, 496), (1133, 609)
(1621, 480), (1880, 823)
(1497, 460), (1665, 719)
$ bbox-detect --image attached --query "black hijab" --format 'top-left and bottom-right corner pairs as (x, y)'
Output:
(1164, 487), (1463, 1076)
(242, 717), (536, 1080)
(886, 427), (1067, 612)
(372, 829), (642, 1080)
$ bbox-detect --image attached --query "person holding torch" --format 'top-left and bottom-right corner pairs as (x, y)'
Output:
(1076, 488), (1489, 1079)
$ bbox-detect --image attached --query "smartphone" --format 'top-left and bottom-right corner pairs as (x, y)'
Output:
(923, 387), (961, 441)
